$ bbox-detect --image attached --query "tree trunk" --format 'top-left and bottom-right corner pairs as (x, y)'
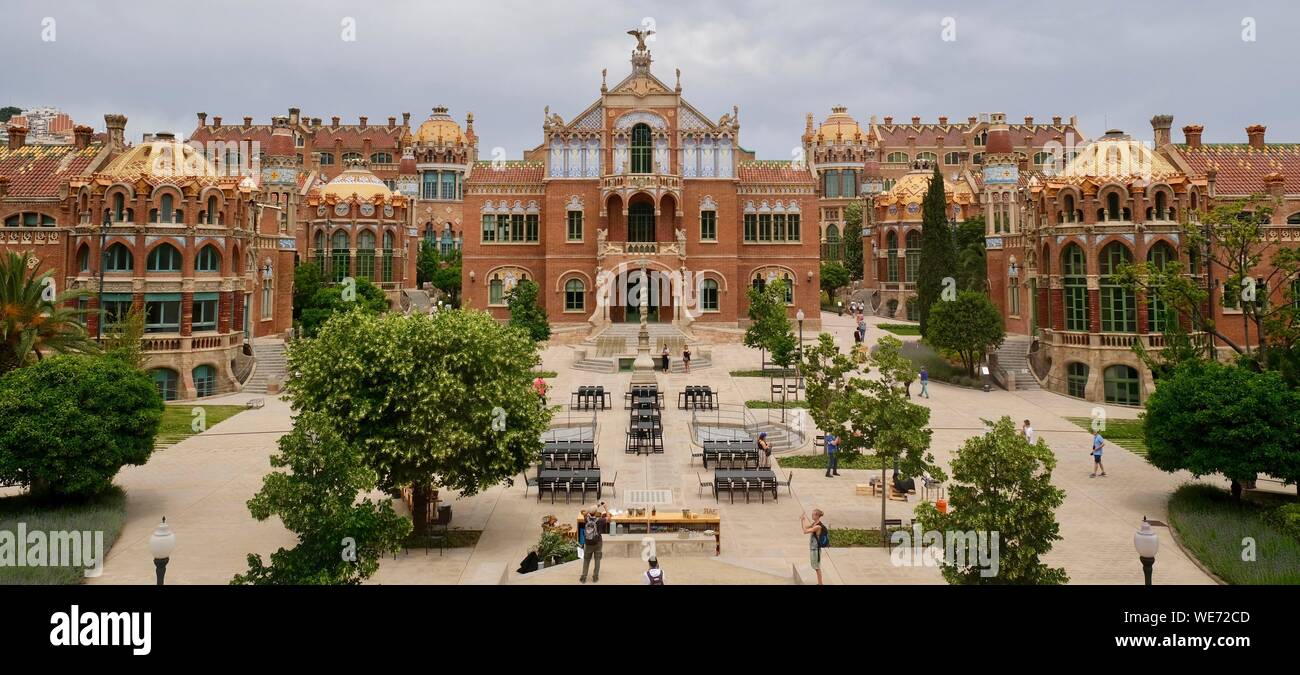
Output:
(411, 483), (432, 537)
(1230, 479), (1242, 503)
(880, 465), (888, 548)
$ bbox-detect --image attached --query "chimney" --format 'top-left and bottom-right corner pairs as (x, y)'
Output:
(104, 114), (127, 150)
(331, 116), (340, 128)
(1183, 124), (1203, 149)
(312, 117), (321, 127)
(388, 116), (396, 128)
(359, 116), (368, 129)
(883, 116), (893, 125)
(1022, 116), (1032, 125)
(402, 112), (411, 127)
(967, 116), (977, 125)
(1246, 124), (1266, 149)
(289, 107), (300, 124)
(7, 125), (28, 149)
(1150, 114), (1174, 147)
(73, 125), (94, 149)
(1206, 167), (1217, 197)
(333, 138), (343, 161)
(938, 116), (948, 125)
(243, 116), (253, 129)
(1052, 116), (1062, 126)
(1263, 172), (1285, 199)
(213, 115), (222, 127)
(362, 137), (373, 161)
(197, 112), (207, 126)
(911, 115), (921, 125)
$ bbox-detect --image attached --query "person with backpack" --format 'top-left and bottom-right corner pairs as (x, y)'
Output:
(579, 503), (610, 583)
(644, 557), (665, 585)
(800, 509), (829, 585)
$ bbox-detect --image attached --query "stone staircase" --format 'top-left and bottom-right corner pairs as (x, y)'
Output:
(244, 341), (287, 394)
(996, 336), (1040, 391)
(589, 322), (695, 344)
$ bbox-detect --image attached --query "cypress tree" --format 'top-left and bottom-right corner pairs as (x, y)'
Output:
(916, 164), (958, 336)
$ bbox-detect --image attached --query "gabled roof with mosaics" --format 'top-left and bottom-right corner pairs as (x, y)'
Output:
(1166, 143), (1300, 196)
(0, 142), (104, 199)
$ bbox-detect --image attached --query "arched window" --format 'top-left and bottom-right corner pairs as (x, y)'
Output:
(631, 123), (653, 174)
(105, 243), (133, 272)
(341, 152), (363, 163)
(1106, 192), (1121, 221)
(916, 152), (938, 165)
(112, 193), (126, 221)
(1146, 242), (1177, 333)
(971, 152), (984, 165)
(147, 243), (182, 272)
(1154, 192), (1169, 220)
(1033, 151), (1054, 166)
(824, 223), (840, 259)
(1103, 364), (1141, 406)
(195, 244), (221, 272)
(77, 245), (90, 273)
(943, 151), (961, 165)
(330, 230), (350, 282)
(193, 365), (217, 398)
(370, 152), (393, 165)
(488, 275), (505, 305)
(564, 279), (585, 312)
(1062, 244), (1088, 331)
(628, 202), (655, 242)
(904, 230), (921, 284)
(1063, 194), (1076, 222)
(975, 130), (988, 146)
(151, 369), (179, 401)
(1099, 242), (1135, 332)
(318, 152), (335, 166)
(382, 230), (396, 283)
(159, 194), (176, 223)
(702, 278), (719, 311)
(1066, 362), (1088, 398)
(205, 196), (219, 224)
(886, 230), (899, 283)
(1287, 212), (1300, 224)
(356, 230), (377, 280)
(886, 152), (909, 164)
(823, 169), (841, 198)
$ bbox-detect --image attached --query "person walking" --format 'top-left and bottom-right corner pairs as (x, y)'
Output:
(579, 503), (610, 583)
(644, 557), (665, 585)
(824, 433), (840, 477)
(757, 431), (773, 467)
(1090, 431), (1107, 477)
(800, 509), (828, 585)
(682, 345), (691, 374)
(661, 346), (671, 373)
(533, 376), (548, 402)
(1022, 419), (1035, 444)
(919, 367), (930, 398)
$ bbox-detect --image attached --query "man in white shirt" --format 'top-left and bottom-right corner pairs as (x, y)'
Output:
(1022, 419), (1035, 444)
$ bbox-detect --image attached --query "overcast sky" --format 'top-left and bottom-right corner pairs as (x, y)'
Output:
(1, 1), (1294, 158)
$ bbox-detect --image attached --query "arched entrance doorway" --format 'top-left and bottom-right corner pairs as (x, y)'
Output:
(612, 266), (673, 323)
(628, 198), (655, 242)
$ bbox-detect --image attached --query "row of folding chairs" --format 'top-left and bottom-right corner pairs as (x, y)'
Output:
(625, 430), (665, 454)
(713, 476), (779, 504)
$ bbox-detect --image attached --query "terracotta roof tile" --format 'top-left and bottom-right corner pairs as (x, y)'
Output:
(1173, 144), (1300, 195)
(737, 161), (814, 184)
(0, 144), (101, 199)
(465, 161), (545, 184)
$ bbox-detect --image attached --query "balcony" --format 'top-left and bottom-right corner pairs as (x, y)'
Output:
(142, 332), (244, 354)
(1042, 330), (1207, 350)
(600, 173), (683, 193)
(597, 239), (683, 260)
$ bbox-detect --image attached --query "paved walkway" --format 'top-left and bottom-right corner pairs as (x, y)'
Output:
(90, 312), (1213, 585)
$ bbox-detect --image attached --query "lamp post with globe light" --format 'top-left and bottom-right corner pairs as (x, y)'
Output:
(1134, 516), (1159, 586)
(149, 517), (177, 585)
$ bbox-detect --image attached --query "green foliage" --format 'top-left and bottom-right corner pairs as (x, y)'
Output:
(878, 323), (922, 336)
(924, 290), (1005, 377)
(416, 240), (440, 288)
(744, 278), (796, 368)
(298, 277), (388, 338)
(0, 107), (20, 124)
(1168, 484), (1300, 584)
(1265, 502), (1300, 543)
(916, 165), (958, 336)
(0, 355), (162, 499)
(507, 279), (551, 342)
(820, 260), (850, 299)
(0, 486), (127, 584)
(0, 251), (99, 375)
(535, 529), (579, 566)
(842, 201), (864, 279)
(430, 250), (463, 306)
(826, 528), (894, 547)
(101, 305), (146, 370)
(285, 308), (552, 535)
(156, 405), (245, 447)
(1144, 361), (1300, 491)
(914, 416), (1068, 585)
(776, 453), (883, 470)
(954, 216), (988, 293)
(232, 413), (410, 585)
(745, 399), (810, 409)
(292, 262), (324, 321)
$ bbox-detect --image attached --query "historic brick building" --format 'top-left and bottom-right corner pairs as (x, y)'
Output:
(461, 33), (821, 333)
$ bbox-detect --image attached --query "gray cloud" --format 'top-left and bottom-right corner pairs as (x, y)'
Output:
(1, 0), (1294, 156)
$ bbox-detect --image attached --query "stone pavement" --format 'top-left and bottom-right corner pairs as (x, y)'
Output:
(90, 312), (1214, 585)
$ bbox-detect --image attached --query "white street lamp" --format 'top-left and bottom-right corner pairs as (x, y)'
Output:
(1133, 516), (1159, 585)
(149, 517), (177, 586)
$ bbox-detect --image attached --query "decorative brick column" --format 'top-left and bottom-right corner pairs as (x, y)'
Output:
(1049, 288), (1065, 331)
(232, 292), (244, 336)
(1088, 288), (1102, 333)
(180, 292), (193, 336)
(218, 291), (233, 334)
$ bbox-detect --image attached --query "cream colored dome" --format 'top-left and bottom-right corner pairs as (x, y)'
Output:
(415, 106), (465, 145)
(320, 163), (392, 200)
(1058, 131), (1180, 182)
(816, 106), (865, 143)
(99, 133), (222, 181)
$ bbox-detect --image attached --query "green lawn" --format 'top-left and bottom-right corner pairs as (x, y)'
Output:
(156, 404), (247, 447)
(730, 369), (797, 378)
(745, 399), (810, 409)
(1167, 484), (1300, 584)
(1066, 416), (1148, 456)
(777, 453), (884, 470)
(827, 527), (910, 547)
(0, 487), (127, 585)
(878, 323), (922, 336)
(532, 371), (558, 379)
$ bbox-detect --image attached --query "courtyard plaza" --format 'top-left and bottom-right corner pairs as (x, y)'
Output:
(90, 311), (1215, 585)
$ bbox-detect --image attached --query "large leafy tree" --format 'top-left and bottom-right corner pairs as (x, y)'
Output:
(925, 290), (1006, 377)
(285, 308), (552, 535)
(820, 260), (850, 301)
(292, 261), (324, 321)
(954, 216), (988, 293)
(744, 278), (796, 370)
(101, 305), (147, 370)
(0, 354), (162, 500)
(233, 412), (410, 585)
(1145, 360), (1300, 500)
(0, 250), (98, 375)
(915, 416), (1068, 585)
(416, 240), (440, 288)
(298, 276), (388, 338)
(842, 200), (865, 279)
(507, 278), (551, 342)
(916, 165), (958, 336)
(801, 334), (943, 534)
(430, 249), (463, 307)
